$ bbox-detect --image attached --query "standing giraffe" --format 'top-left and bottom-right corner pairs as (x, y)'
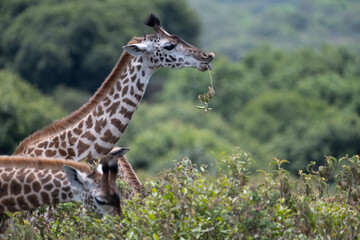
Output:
(13, 14), (214, 185)
(0, 148), (127, 216)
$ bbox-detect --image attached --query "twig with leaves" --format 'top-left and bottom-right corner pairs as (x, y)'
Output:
(197, 66), (215, 112)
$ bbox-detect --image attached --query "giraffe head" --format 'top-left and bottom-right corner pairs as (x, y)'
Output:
(63, 148), (128, 216)
(123, 13), (215, 71)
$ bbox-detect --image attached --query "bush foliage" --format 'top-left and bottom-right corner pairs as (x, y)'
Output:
(3, 152), (360, 239)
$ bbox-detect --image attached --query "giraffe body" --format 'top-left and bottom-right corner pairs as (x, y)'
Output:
(0, 150), (125, 216)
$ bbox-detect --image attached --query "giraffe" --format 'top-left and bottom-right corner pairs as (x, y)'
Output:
(0, 148), (127, 216)
(109, 146), (142, 197)
(12, 13), (214, 188)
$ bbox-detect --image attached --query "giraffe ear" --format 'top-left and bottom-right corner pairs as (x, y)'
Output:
(123, 43), (148, 57)
(63, 165), (93, 196)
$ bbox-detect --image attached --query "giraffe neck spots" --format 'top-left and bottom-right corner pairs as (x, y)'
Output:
(21, 56), (154, 162)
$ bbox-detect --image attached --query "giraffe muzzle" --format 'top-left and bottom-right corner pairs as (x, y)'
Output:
(199, 52), (215, 71)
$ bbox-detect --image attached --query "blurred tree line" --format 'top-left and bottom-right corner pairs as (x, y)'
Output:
(1, 0), (360, 175)
(153, 46), (360, 173)
(0, 0), (200, 93)
(187, 0), (360, 61)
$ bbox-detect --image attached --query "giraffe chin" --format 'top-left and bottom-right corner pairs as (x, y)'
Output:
(199, 63), (212, 71)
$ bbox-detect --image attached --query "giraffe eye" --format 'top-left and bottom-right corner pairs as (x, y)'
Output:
(95, 197), (107, 205)
(163, 43), (176, 51)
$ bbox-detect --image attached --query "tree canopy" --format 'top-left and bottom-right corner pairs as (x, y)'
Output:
(158, 46), (360, 172)
(0, 0), (200, 93)
(0, 70), (65, 154)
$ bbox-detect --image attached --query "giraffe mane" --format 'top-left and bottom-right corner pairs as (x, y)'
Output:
(13, 37), (142, 155)
(0, 156), (91, 172)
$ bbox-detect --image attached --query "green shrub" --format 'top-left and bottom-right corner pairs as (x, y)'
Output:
(3, 152), (360, 239)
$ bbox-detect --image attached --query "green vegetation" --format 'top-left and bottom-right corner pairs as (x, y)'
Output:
(188, 0), (360, 60)
(0, 0), (200, 92)
(157, 46), (360, 173)
(3, 153), (360, 239)
(118, 102), (235, 174)
(1, 0), (359, 175)
(1, 0), (360, 237)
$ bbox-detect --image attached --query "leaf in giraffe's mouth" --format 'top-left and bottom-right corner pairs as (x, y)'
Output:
(197, 66), (215, 112)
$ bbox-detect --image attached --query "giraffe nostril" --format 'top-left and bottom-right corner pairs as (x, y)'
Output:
(208, 52), (215, 60)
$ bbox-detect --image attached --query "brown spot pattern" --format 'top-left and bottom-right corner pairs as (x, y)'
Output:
(45, 150), (57, 157)
(24, 184), (31, 194)
(95, 118), (107, 134)
(82, 131), (96, 141)
(10, 179), (21, 195)
(96, 105), (104, 117)
(106, 101), (120, 117)
(40, 175), (52, 184)
(73, 127), (82, 136)
(100, 130), (118, 144)
(59, 149), (67, 157)
(109, 87), (115, 96)
(78, 140), (90, 156)
(32, 181), (41, 192)
(34, 149), (43, 156)
(68, 148), (76, 158)
(136, 80), (144, 91)
(116, 82), (122, 91)
(27, 194), (38, 204)
(123, 98), (137, 107)
(60, 132), (66, 141)
(38, 142), (48, 149)
(17, 196), (30, 210)
(135, 94), (142, 102)
(54, 179), (61, 188)
(103, 97), (111, 107)
(44, 183), (53, 191)
(122, 85), (129, 96)
(86, 115), (93, 129)
(40, 192), (50, 204)
(25, 172), (35, 182)
(0, 183), (8, 197)
(95, 143), (108, 154)
(111, 119), (126, 133)
(119, 107), (133, 119)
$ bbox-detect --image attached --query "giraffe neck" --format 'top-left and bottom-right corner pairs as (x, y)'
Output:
(14, 39), (155, 162)
(117, 155), (142, 197)
(0, 167), (74, 213)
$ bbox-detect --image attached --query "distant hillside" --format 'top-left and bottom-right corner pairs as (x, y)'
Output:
(187, 0), (360, 60)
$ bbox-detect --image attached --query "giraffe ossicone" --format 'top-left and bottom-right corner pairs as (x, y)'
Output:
(0, 149), (126, 216)
(12, 13), (214, 195)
